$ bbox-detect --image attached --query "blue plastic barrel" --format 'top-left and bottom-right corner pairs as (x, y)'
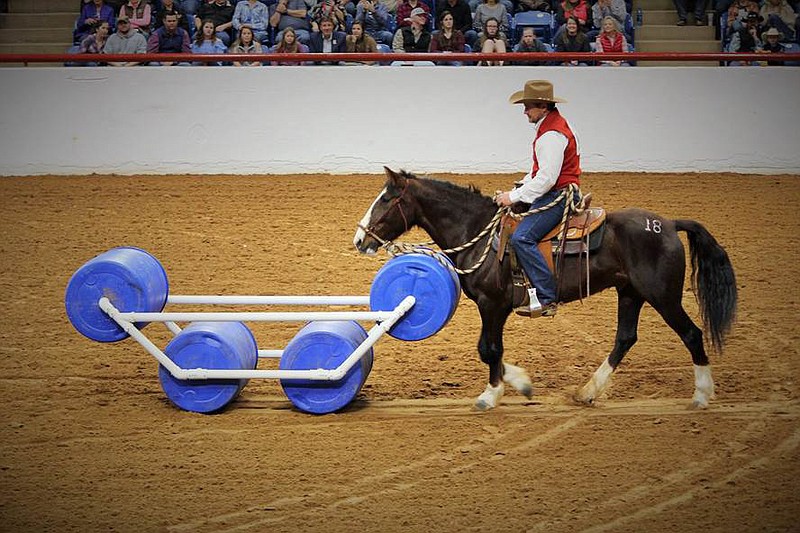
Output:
(65, 247), (169, 342)
(158, 321), (258, 414)
(279, 321), (373, 414)
(369, 252), (460, 341)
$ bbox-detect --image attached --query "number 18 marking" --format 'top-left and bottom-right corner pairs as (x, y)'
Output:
(645, 218), (662, 233)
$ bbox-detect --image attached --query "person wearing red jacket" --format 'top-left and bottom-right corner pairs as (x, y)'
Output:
(494, 80), (582, 318)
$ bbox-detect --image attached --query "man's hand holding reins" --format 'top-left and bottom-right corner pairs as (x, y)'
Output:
(494, 191), (514, 207)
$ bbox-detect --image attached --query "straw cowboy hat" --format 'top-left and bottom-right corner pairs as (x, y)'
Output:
(508, 80), (567, 105)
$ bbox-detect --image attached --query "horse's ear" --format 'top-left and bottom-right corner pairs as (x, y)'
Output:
(383, 166), (406, 189)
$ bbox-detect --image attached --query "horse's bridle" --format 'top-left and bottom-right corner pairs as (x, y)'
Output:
(357, 181), (410, 247)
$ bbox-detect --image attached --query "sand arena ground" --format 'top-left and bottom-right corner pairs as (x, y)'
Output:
(0, 172), (798, 532)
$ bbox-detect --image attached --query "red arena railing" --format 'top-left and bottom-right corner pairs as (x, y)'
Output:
(0, 51), (798, 66)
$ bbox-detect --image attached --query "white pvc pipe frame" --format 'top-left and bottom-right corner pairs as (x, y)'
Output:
(98, 294), (416, 382)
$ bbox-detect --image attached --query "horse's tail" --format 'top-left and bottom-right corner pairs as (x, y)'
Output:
(674, 219), (738, 353)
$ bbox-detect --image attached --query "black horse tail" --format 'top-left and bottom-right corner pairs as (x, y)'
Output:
(674, 219), (738, 353)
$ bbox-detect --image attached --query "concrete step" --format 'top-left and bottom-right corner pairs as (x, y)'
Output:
(640, 10), (712, 26)
(636, 38), (722, 52)
(0, 27), (73, 43)
(0, 12), (77, 29)
(634, 0), (676, 11)
(9, 0), (77, 13)
(0, 42), (72, 54)
(636, 23), (715, 39)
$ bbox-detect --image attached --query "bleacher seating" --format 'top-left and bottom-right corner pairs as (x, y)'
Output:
(511, 11), (555, 43)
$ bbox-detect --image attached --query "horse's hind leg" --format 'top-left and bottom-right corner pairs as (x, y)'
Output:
(576, 287), (644, 405)
(652, 300), (714, 409)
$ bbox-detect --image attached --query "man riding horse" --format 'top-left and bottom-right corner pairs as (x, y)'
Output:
(494, 79), (582, 318)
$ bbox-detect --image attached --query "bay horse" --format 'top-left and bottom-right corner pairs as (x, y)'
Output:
(353, 168), (738, 410)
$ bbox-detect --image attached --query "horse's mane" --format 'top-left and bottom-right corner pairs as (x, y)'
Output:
(398, 170), (495, 208)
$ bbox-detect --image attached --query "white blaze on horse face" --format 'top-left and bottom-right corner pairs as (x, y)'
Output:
(353, 187), (387, 253)
(692, 364), (715, 409)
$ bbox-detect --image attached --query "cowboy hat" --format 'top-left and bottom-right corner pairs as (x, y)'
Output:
(763, 27), (782, 38)
(508, 80), (567, 105)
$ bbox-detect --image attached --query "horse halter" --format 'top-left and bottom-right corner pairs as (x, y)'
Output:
(357, 181), (410, 247)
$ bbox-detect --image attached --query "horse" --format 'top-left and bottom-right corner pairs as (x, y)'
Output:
(353, 167), (738, 411)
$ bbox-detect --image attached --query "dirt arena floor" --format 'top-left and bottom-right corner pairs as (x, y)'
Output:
(0, 172), (798, 532)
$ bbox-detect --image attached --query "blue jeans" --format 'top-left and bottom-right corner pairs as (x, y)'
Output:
(510, 189), (574, 305)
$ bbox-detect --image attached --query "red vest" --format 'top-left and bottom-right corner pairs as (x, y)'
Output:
(531, 109), (581, 190)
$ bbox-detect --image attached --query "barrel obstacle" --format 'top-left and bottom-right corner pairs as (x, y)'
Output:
(65, 247), (460, 414)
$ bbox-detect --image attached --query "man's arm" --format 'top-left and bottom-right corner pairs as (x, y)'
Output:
(508, 131), (567, 204)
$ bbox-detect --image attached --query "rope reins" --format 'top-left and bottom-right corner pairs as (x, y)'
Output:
(361, 183), (584, 276)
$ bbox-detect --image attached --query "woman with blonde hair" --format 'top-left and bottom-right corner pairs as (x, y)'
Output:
(270, 27), (310, 65)
(594, 15), (629, 66)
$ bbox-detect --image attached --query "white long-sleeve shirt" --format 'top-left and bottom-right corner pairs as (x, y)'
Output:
(509, 114), (580, 204)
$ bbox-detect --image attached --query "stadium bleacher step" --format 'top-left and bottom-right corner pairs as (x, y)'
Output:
(634, 0), (720, 66)
(0, 12), (77, 29)
(0, 27), (72, 43)
(9, 0), (76, 13)
(0, 42), (72, 54)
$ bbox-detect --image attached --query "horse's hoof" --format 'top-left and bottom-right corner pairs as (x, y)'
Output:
(474, 399), (494, 411)
(519, 384), (534, 400)
(573, 394), (594, 406)
(689, 400), (709, 410)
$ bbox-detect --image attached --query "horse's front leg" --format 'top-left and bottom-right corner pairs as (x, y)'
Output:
(474, 303), (525, 410)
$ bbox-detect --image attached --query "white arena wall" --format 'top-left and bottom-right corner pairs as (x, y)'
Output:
(1, 66), (798, 176)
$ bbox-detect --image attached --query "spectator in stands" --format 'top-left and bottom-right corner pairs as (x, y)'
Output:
(80, 0), (125, 16)
(436, 0), (476, 47)
(392, 6), (431, 50)
(75, 0), (116, 43)
(269, 26), (310, 64)
(103, 14), (147, 65)
(191, 18), (227, 63)
(556, 0), (589, 34)
(473, 0), (509, 38)
(759, 0), (797, 41)
(554, 15), (590, 65)
(176, 0), (198, 17)
(153, 0), (192, 37)
(674, 0), (707, 26)
(477, 16), (507, 64)
(310, 0), (347, 32)
(345, 19), (379, 63)
(726, 0), (759, 33)
(430, 10), (466, 64)
(270, 0), (312, 45)
(728, 10), (762, 59)
(147, 11), (191, 63)
(79, 20), (111, 54)
(232, 0), (270, 44)
(230, 26), (263, 65)
(309, 15), (347, 63)
(356, 0), (394, 46)
(119, 0), (152, 36)
(591, 0), (627, 36)
(196, 0), (234, 46)
(396, 0), (431, 30)
(594, 15), (629, 65)
(514, 0), (552, 14)
(760, 27), (786, 64)
(512, 26), (548, 65)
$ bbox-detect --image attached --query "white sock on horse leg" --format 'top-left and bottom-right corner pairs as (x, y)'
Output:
(503, 363), (533, 398)
(475, 383), (505, 410)
(692, 364), (715, 408)
(577, 358), (614, 403)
